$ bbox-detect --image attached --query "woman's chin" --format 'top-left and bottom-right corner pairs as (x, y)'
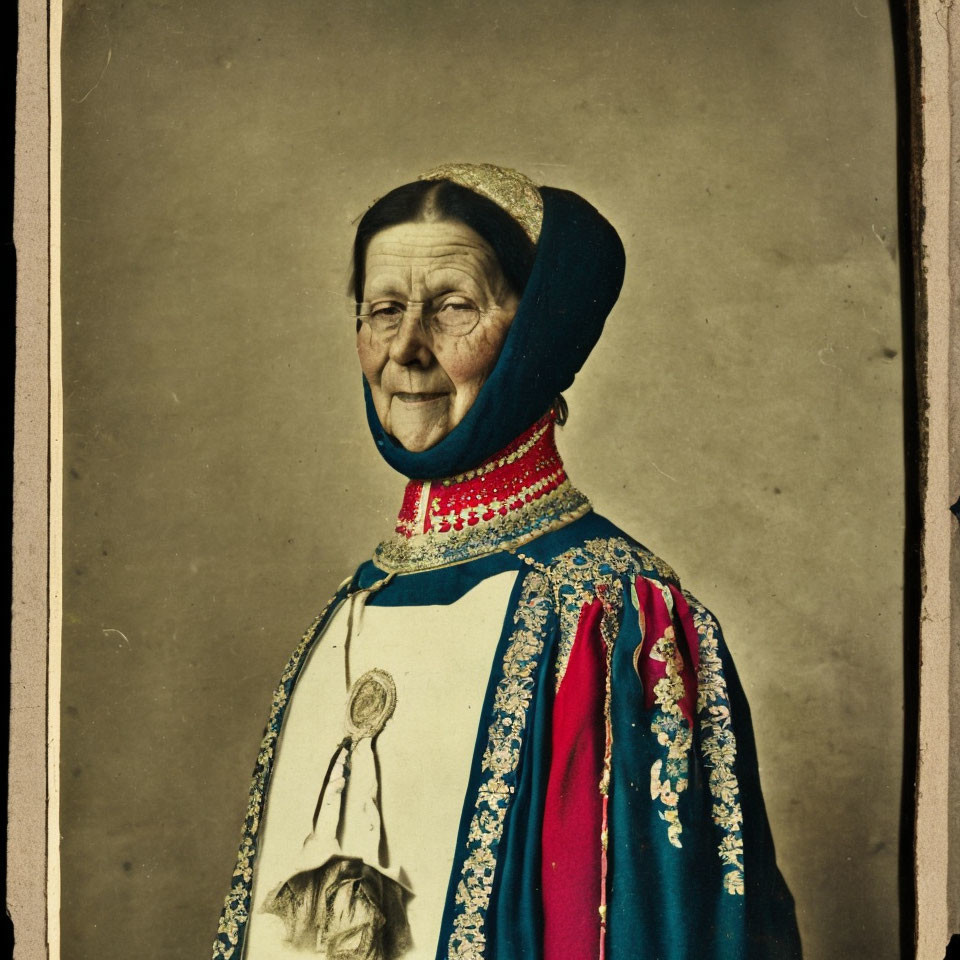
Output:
(387, 403), (455, 452)
(387, 418), (449, 452)
(390, 429), (446, 453)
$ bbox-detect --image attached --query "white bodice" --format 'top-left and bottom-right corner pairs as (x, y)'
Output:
(244, 570), (517, 959)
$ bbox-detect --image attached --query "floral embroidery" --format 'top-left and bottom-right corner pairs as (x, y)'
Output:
(647, 620), (692, 849)
(448, 570), (553, 959)
(688, 599), (744, 896)
(211, 595), (342, 959)
(550, 537), (677, 691)
(540, 539), (741, 887)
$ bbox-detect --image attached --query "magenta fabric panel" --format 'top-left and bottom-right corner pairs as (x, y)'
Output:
(542, 598), (606, 960)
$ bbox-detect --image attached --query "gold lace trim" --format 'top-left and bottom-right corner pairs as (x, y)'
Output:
(374, 481), (591, 574)
(419, 162), (543, 243)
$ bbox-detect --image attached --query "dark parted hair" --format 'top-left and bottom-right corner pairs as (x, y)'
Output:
(351, 179), (537, 303)
(351, 178), (568, 425)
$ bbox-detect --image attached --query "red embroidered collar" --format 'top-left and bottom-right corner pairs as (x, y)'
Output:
(373, 413), (590, 573)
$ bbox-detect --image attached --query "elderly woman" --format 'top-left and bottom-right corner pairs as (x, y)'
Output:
(213, 164), (802, 960)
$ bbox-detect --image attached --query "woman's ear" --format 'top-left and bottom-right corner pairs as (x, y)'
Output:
(553, 394), (569, 426)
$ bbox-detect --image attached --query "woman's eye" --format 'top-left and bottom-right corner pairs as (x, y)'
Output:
(433, 300), (481, 335)
(437, 300), (476, 314)
(370, 303), (404, 320)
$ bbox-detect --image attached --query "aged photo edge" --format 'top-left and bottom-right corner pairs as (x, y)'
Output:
(8, 1), (957, 958)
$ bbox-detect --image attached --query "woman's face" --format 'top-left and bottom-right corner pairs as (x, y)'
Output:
(357, 220), (519, 453)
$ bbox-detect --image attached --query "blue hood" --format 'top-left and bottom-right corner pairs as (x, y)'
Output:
(362, 186), (626, 479)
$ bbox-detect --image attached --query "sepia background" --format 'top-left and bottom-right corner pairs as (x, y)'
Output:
(58, 1), (903, 958)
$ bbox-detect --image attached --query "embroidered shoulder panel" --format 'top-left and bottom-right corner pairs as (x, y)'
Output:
(516, 535), (743, 896)
(527, 535), (678, 690)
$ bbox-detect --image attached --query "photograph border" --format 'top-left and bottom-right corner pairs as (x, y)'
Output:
(10, 2), (957, 957)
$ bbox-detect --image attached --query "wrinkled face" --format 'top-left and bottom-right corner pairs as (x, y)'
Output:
(357, 220), (519, 453)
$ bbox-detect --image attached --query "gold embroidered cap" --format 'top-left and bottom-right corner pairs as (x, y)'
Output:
(418, 162), (543, 244)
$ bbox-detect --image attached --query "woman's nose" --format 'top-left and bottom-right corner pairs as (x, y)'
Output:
(387, 307), (433, 366)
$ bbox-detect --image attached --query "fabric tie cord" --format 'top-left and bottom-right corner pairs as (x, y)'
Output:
(260, 587), (411, 959)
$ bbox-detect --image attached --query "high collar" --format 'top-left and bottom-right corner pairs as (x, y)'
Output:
(372, 413), (590, 574)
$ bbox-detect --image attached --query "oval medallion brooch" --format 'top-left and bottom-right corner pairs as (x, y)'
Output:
(345, 668), (397, 742)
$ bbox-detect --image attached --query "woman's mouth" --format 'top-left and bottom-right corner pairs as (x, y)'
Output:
(394, 392), (447, 404)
